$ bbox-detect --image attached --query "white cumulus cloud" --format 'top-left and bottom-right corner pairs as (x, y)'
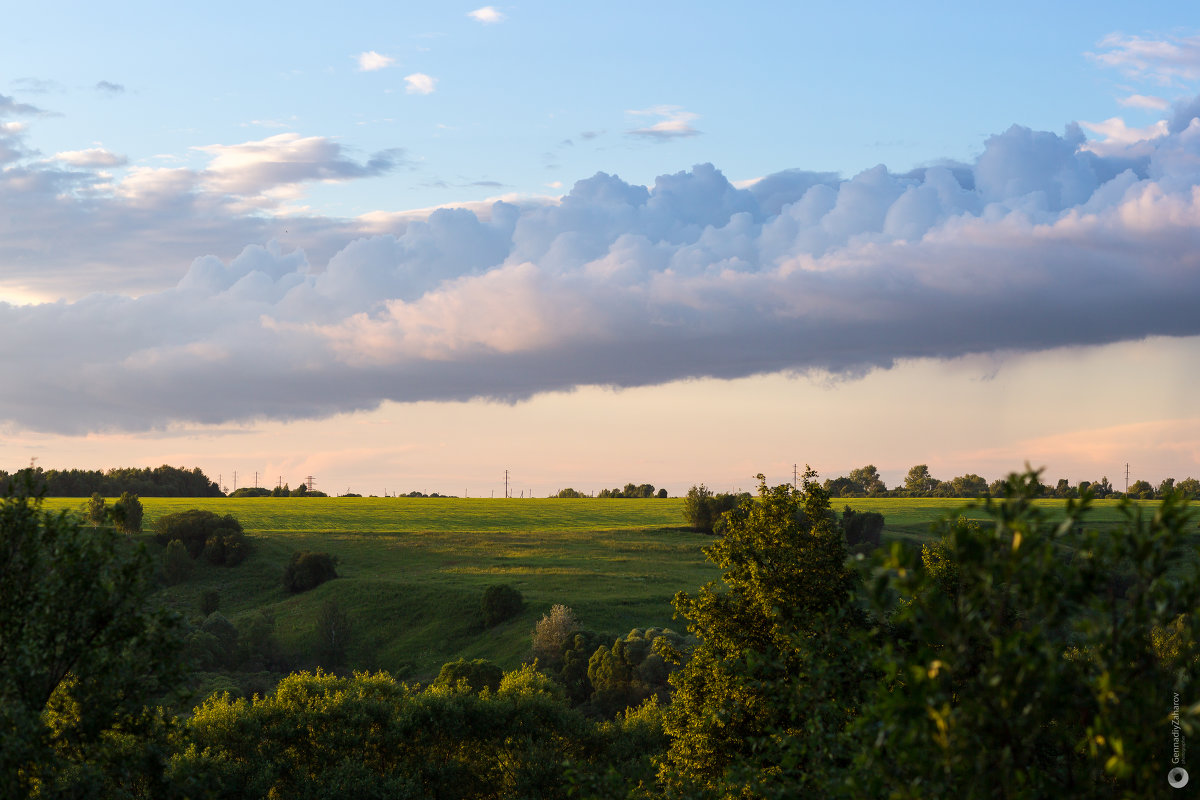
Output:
(404, 73), (437, 95)
(357, 50), (395, 71)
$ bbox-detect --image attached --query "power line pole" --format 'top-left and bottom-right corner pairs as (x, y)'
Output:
(505, 469), (509, 499)
(233, 471), (237, 492)
(793, 463), (798, 489)
(1125, 463), (1130, 494)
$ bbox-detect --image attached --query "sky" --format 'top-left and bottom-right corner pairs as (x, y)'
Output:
(3, 2), (1200, 496)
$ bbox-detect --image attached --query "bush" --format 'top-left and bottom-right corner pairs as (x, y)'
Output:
(841, 506), (884, 549)
(154, 510), (246, 566)
(282, 551), (338, 594)
(481, 584), (524, 627)
(431, 658), (504, 694)
(683, 485), (749, 534)
(111, 491), (143, 534)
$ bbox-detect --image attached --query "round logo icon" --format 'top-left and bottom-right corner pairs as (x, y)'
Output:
(1169, 767), (1189, 788)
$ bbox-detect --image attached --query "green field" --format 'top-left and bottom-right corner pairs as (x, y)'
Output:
(42, 495), (1169, 681)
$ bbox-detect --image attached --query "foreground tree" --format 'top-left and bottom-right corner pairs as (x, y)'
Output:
(660, 469), (865, 797)
(852, 472), (1200, 798)
(0, 472), (183, 796)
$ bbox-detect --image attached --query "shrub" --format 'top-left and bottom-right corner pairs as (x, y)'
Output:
(431, 658), (504, 694)
(85, 492), (106, 526)
(111, 492), (143, 534)
(282, 551), (338, 593)
(841, 506), (884, 549)
(481, 584), (524, 627)
(154, 510), (246, 566)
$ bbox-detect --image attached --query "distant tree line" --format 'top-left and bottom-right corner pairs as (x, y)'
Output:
(0, 464), (221, 497)
(229, 482), (328, 498)
(558, 482), (669, 498)
(820, 462), (1200, 500)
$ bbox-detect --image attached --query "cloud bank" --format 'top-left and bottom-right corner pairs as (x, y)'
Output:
(5, 99), (1200, 433)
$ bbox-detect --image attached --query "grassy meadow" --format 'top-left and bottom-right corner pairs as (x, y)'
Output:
(43, 494), (1169, 681)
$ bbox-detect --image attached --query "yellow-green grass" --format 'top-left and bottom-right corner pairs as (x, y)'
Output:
(41, 495), (1172, 680)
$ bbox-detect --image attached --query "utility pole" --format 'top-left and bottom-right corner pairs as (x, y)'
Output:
(233, 471), (237, 492)
(793, 463), (798, 489)
(505, 469), (509, 499)
(1125, 463), (1130, 494)
(254, 471), (258, 489)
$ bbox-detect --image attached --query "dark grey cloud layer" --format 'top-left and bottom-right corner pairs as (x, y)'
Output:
(4, 103), (1200, 433)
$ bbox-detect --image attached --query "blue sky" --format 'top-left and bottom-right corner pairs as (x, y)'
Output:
(2, 3), (1200, 495)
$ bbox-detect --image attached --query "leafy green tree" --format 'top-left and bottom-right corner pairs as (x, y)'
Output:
(849, 464), (888, 495)
(1158, 477), (1176, 497)
(950, 473), (989, 497)
(904, 464), (937, 495)
(660, 470), (863, 797)
(683, 484), (714, 532)
(110, 490), (143, 534)
(556, 487), (586, 498)
(1128, 479), (1154, 499)
(851, 472), (1200, 798)
(1177, 477), (1200, 498)
(85, 492), (106, 526)
(0, 472), (183, 796)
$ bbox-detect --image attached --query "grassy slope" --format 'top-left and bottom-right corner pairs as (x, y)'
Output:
(44, 495), (1159, 680)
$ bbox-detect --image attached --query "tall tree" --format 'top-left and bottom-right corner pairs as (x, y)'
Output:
(660, 470), (864, 796)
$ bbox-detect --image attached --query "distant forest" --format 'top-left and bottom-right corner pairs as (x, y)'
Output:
(0, 465), (222, 498)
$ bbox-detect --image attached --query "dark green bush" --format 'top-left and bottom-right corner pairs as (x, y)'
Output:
(282, 551), (338, 593)
(481, 584), (524, 627)
(154, 509), (246, 566)
(841, 506), (884, 549)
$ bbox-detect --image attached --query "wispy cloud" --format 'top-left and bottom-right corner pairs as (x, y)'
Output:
(94, 80), (125, 94)
(1091, 32), (1200, 85)
(357, 51), (395, 72)
(626, 106), (701, 140)
(468, 6), (505, 24)
(405, 73), (437, 95)
(1118, 93), (1169, 111)
(12, 77), (63, 94)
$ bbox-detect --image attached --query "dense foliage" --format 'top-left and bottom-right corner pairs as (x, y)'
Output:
(282, 550), (339, 593)
(154, 509), (248, 566)
(0, 473), (184, 797)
